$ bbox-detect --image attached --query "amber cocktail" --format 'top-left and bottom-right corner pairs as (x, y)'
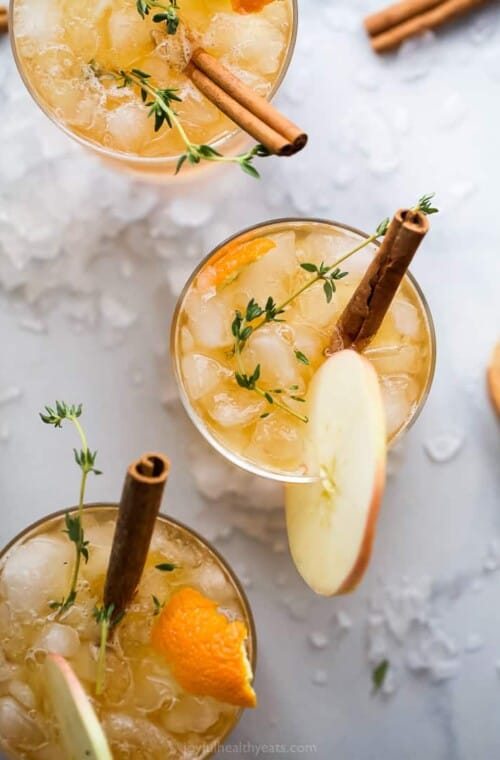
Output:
(172, 218), (436, 482)
(0, 505), (255, 759)
(10, 0), (297, 177)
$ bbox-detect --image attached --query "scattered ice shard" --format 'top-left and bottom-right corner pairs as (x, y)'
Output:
(424, 433), (463, 463)
(311, 669), (328, 686)
(0, 387), (23, 406)
(308, 631), (329, 650)
(464, 634), (484, 654)
(100, 294), (137, 329)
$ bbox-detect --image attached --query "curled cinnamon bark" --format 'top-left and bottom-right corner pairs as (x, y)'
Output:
(0, 6), (8, 34)
(366, 0), (491, 54)
(330, 209), (429, 353)
(104, 452), (170, 618)
(187, 48), (307, 156)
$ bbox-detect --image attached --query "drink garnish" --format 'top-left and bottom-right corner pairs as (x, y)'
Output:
(0, 5), (7, 34)
(330, 196), (437, 353)
(152, 587), (257, 708)
(372, 659), (390, 694)
(186, 47), (307, 158)
(136, 0), (180, 35)
(40, 402), (101, 615)
(285, 350), (387, 596)
(44, 653), (113, 759)
(103, 453), (170, 619)
(196, 237), (276, 293)
(229, 194), (437, 421)
(90, 64), (272, 177)
(232, 0), (275, 11)
(92, 604), (125, 696)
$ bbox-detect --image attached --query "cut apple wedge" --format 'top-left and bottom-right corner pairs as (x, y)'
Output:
(285, 350), (387, 596)
(44, 653), (112, 760)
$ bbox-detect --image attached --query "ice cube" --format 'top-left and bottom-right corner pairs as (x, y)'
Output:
(311, 669), (328, 686)
(392, 299), (420, 337)
(14, 0), (63, 51)
(0, 697), (46, 751)
(424, 433), (463, 464)
(236, 231), (296, 305)
(71, 643), (98, 684)
(204, 13), (285, 76)
(181, 354), (233, 400)
(106, 103), (151, 154)
(83, 520), (116, 578)
(297, 231), (357, 269)
(380, 375), (418, 438)
(205, 390), (266, 428)
(168, 198), (213, 229)
(243, 325), (302, 390)
(161, 696), (225, 734)
(464, 634), (484, 654)
(100, 294), (137, 329)
(308, 631), (329, 650)
(290, 324), (325, 368)
(33, 622), (80, 658)
(108, 6), (155, 66)
(132, 657), (178, 713)
(102, 712), (177, 757)
(197, 562), (236, 604)
(247, 410), (303, 466)
(365, 345), (422, 376)
(1, 536), (73, 615)
(296, 281), (341, 328)
(186, 292), (233, 349)
(8, 680), (36, 709)
(0, 386), (23, 405)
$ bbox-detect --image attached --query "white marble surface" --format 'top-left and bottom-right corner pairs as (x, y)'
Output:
(1, 0), (500, 758)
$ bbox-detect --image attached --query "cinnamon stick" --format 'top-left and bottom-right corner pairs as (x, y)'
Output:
(330, 209), (429, 353)
(186, 48), (307, 156)
(366, 0), (491, 53)
(365, 0), (444, 36)
(0, 6), (8, 34)
(103, 452), (170, 618)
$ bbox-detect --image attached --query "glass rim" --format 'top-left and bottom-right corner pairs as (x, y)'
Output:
(0, 502), (257, 759)
(9, 0), (298, 167)
(170, 216), (437, 484)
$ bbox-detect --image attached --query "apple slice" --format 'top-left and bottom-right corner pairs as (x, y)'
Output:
(44, 653), (112, 759)
(285, 349), (387, 596)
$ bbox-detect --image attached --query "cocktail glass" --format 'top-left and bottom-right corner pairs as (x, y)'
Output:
(171, 218), (436, 483)
(0, 504), (256, 759)
(9, 0), (297, 179)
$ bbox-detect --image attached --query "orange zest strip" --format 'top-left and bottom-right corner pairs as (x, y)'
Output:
(196, 237), (276, 293)
(151, 587), (256, 708)
(231, 0), (275, 13)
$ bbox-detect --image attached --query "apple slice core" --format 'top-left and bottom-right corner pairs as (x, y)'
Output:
(44, 653), (112, 759)
(285, 350), (387, 596)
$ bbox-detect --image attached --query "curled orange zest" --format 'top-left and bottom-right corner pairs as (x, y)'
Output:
(152, 587), (256, 708)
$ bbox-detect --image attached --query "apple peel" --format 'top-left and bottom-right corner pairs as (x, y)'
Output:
(44, 653), (112, 760)
(285, 350), (387, 596)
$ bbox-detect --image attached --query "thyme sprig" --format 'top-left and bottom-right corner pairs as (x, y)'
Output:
(136, 0), (180, 34)
(93, 604), (125, 695)
(99, 66), (271, 177)
(41, 402), (101, 616)
(414, 192), (439, 215)
(228, 196), (438, 421)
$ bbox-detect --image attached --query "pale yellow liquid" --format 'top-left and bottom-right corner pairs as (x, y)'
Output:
(13, 0), (293, 158)
(0, 507), (253, 759)
(175, 222), (434, 478)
